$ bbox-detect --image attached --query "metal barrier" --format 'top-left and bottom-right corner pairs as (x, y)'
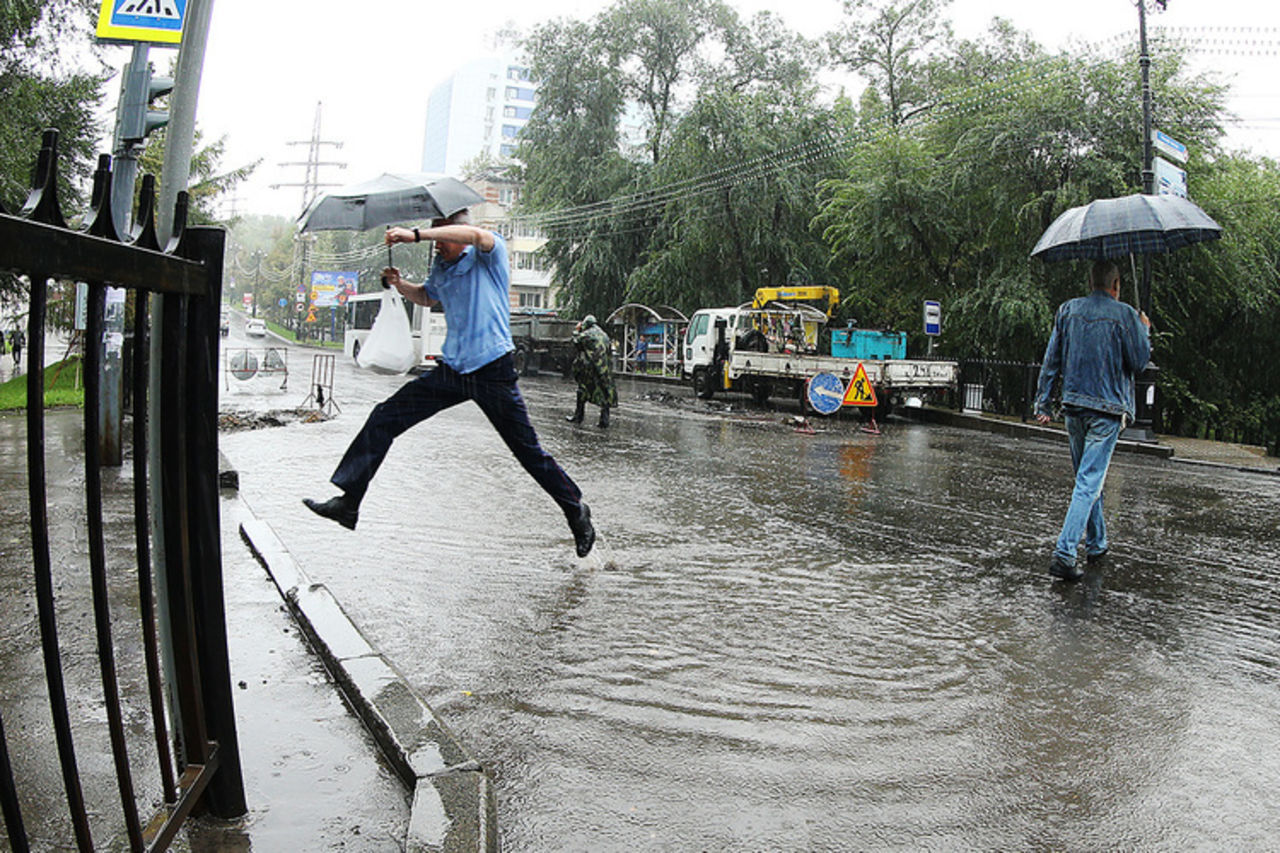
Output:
(0, 130), (245, 850)
(303, 353), (340, 415)
(224, 345), (289, 390)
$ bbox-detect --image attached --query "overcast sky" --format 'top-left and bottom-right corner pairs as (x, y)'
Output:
(96, 0), (1280, 220)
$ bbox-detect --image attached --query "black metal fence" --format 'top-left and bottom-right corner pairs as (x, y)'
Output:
(956, 359), (1042, 421)
(0, 130), (244, 850)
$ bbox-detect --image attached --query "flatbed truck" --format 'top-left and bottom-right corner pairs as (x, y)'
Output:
(683, 290), (957, 416)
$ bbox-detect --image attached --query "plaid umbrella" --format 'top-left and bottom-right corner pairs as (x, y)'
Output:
(296, 173), (483, 233)
(1031, 193), (1222, 262)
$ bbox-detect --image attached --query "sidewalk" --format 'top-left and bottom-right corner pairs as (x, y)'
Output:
(0, 410), (411, 850)
(903, 405), (1280, 475)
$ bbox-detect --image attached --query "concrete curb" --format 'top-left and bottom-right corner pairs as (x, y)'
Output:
(237, 515), (497, 852)
(1156, 454), (1280, 477)
(901, 406), (1175, 458)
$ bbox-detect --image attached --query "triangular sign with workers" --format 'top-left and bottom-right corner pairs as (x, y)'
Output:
(842, 362), (878, 407)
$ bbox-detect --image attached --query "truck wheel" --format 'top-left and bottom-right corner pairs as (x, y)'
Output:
(693, 367), (716, 400)
(796, 381), (811, 413)
(514, 346), (530, 375)
(351, 340), (361, 361)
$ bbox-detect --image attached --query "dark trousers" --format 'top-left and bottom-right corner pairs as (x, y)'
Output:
(331, 353), (583, 517)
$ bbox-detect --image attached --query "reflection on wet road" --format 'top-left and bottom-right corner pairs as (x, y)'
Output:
(221, 333), (1280, 850)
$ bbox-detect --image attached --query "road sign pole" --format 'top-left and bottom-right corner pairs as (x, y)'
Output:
(94, 43), (153, 468)
(1127, 0), (1159, 443)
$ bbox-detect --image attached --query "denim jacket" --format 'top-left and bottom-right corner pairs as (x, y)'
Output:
(1035, 290), (1151, 421)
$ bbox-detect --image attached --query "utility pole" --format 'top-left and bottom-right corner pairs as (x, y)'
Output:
(1139, 0), (1157, 310)
(252, 251), (262, 317)
(1127, 0), (1165, 443)
(271, 102), (346, 213)
(273, 103), (343, 337)
(98, 45), (173, 466)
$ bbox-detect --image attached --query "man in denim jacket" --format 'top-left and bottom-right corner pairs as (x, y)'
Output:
(1034, 260), (1151, 582)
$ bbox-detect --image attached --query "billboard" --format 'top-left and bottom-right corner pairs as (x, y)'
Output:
(310, 271), (358, 308)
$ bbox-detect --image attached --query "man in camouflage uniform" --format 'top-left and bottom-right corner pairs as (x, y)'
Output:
(567, 315), (618, 428)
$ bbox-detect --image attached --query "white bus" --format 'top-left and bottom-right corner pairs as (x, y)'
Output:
(343, 291), (448, 369)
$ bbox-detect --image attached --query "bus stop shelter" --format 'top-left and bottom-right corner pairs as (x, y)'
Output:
(604, 303), (688, 378)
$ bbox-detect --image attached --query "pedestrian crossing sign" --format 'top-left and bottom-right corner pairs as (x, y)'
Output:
(841, 363), (878, 407)
(96, 0), (187, 45)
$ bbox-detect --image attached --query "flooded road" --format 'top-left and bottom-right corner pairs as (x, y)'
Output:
(221, 331), (1280, 850)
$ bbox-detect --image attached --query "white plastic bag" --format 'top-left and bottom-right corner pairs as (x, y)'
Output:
(356, 289), (415, 374)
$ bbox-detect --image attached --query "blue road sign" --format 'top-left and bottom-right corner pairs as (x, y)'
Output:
(96, 0), (188, 44)
(924, 299), (941, 336)
(806, 372), (845, 415)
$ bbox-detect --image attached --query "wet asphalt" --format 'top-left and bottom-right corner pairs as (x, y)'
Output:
(224, 326), (1278, 850)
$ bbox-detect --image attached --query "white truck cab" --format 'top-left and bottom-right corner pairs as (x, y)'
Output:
(683, 307), (741, 373)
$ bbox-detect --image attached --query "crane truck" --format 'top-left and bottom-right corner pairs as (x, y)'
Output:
(683, 286), (958, 417)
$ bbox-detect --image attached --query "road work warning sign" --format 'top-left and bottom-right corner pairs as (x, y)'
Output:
(842, 363), (878, 407)
(96, 0), (187, 45)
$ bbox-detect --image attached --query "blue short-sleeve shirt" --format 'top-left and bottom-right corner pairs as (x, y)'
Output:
(424, 233), (514, 374)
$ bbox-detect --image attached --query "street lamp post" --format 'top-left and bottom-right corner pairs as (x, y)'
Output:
(252, 251), (262, 318)
(1127, 0), (1165, 443)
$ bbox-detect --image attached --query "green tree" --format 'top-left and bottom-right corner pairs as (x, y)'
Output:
(519, 1), (831, 319)
(0, 0), (105, 307)
(816, 20), (1227, 355)
(602, 0), (736, 165)
(625, 64), (836, 311)
(0, 0), (103, 202)
(827, 0), (953, 126)
(137, 127), (258, 226)
(517, 14), (639, 319)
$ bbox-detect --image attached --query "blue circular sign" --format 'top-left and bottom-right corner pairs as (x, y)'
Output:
(806, 372), (845, 415)
(278, 297), (288, 307)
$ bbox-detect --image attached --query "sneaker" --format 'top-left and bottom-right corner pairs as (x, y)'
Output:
(568, 502), (595, 558)
(1048, 555), (1084, 582)
(302, 494), (359, 530)
(1085, 548), (1109, 564)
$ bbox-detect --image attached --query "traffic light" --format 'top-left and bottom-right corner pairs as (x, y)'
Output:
(116, 60), (173, 145)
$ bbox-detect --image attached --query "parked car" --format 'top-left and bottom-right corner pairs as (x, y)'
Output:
(220, 308), (230, 337)
(245, 318), (267, 337)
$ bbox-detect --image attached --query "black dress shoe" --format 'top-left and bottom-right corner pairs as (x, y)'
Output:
(1085, 548), (1109, 564)
(568, 502), (595, 557)
(1048, 556), (1084, 582)
(303, 494), (359, 530)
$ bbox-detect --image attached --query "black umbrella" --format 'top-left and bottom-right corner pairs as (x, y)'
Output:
(296, 172), (484, 287)
(296, 173), (483, 233)
(1030, 193), (1222, 262)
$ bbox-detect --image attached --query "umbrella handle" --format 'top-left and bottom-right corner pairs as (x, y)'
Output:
(381, 243), (392, 289)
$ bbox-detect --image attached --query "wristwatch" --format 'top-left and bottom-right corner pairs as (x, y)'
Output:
(413, 227), (421, 243)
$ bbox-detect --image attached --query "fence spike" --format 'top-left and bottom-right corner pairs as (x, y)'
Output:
(86, 153), (120, 242)
(20, 129), (66, 228)
(132, 174), (161, 251)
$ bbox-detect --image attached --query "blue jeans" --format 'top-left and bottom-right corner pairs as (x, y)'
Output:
(330, 353), (583, 518)
(1054, 409), (1122, 565)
